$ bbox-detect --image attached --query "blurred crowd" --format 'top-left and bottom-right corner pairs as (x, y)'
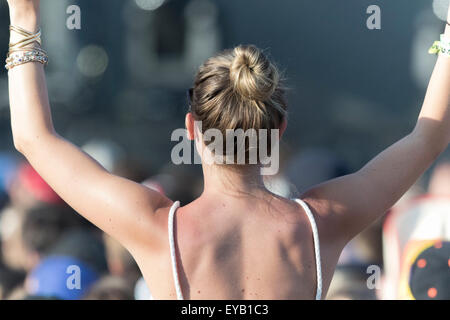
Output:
(0, 139), (202, 300)
(0, 140), (449, 300)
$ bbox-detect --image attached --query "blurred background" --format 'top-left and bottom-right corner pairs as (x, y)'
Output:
(0, 0), (449, 300)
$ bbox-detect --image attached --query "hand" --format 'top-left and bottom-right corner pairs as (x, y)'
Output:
(7, 0), (40, 32)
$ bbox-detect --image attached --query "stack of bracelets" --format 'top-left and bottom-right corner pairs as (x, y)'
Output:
(5, 25), (48, 71)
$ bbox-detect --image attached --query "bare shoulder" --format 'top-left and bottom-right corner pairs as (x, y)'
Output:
(296, 191), (346, 247)
(130, 198), (175, 253)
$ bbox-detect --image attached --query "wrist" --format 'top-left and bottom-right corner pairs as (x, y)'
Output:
(9, 5), (40, 32)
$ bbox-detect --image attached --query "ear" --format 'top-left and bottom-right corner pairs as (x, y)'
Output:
(279, 116), (287, 139)
(185, 112), (195, 140)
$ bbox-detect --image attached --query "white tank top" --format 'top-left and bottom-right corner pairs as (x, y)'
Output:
(168, 198), (322, 300)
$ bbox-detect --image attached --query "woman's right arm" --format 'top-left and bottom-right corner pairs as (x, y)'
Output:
(303, 18), (450, 245)
(7, 0), (172, 251)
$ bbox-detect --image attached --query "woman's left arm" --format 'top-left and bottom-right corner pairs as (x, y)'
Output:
(7, 1), (171, 251)
(303, 22), (450, 245)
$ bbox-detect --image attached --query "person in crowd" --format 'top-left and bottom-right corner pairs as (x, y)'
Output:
(24, 229), (108, 299)
(382, 158), (450, 299)
(25, 255), (99, 300)
(0, 261), (25, 299)
(428, 157), (450, 195)
(327, 224), (383, 300)
(21, 204), (90, 270)
(83, 275), (135, 300)
(0, 153), (18, 212)
(326, 265), (378, 300)
(46, 229), (108, 276)
(103, 233), (142, 284)
(4, 0), (450, 299)
(0, 205), (28, 271)
(407, 240), (450, 300)
(7, 162), (63, 210)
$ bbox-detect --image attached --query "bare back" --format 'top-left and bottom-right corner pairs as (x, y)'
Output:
(135, 194), (343, 300)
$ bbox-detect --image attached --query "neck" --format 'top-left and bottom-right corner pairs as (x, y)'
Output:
(201, 163), (268, 197)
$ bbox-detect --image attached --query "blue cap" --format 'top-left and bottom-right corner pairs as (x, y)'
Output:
(0, 153), (18, 193)
(28, 256), (99, 300)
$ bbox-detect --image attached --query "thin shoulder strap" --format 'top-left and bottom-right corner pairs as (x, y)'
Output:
(294, 199), (323, 300)
(168, 201), (184, 300)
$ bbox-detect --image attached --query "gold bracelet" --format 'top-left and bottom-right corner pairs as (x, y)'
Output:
(6, 25), (48, 70)
(9, 25), (42, 49)
(9, 32), (42, 48)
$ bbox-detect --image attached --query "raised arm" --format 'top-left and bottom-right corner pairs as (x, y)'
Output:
(7, 1), (171, 250)
(303, 13), (450, 245)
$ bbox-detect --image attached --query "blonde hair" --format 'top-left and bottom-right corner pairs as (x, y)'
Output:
(190, 45), (287, 165)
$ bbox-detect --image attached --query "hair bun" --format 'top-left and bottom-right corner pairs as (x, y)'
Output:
(229, 45), (279, 101)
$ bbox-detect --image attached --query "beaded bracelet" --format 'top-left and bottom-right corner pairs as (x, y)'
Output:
(5, 50), (49, 70)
